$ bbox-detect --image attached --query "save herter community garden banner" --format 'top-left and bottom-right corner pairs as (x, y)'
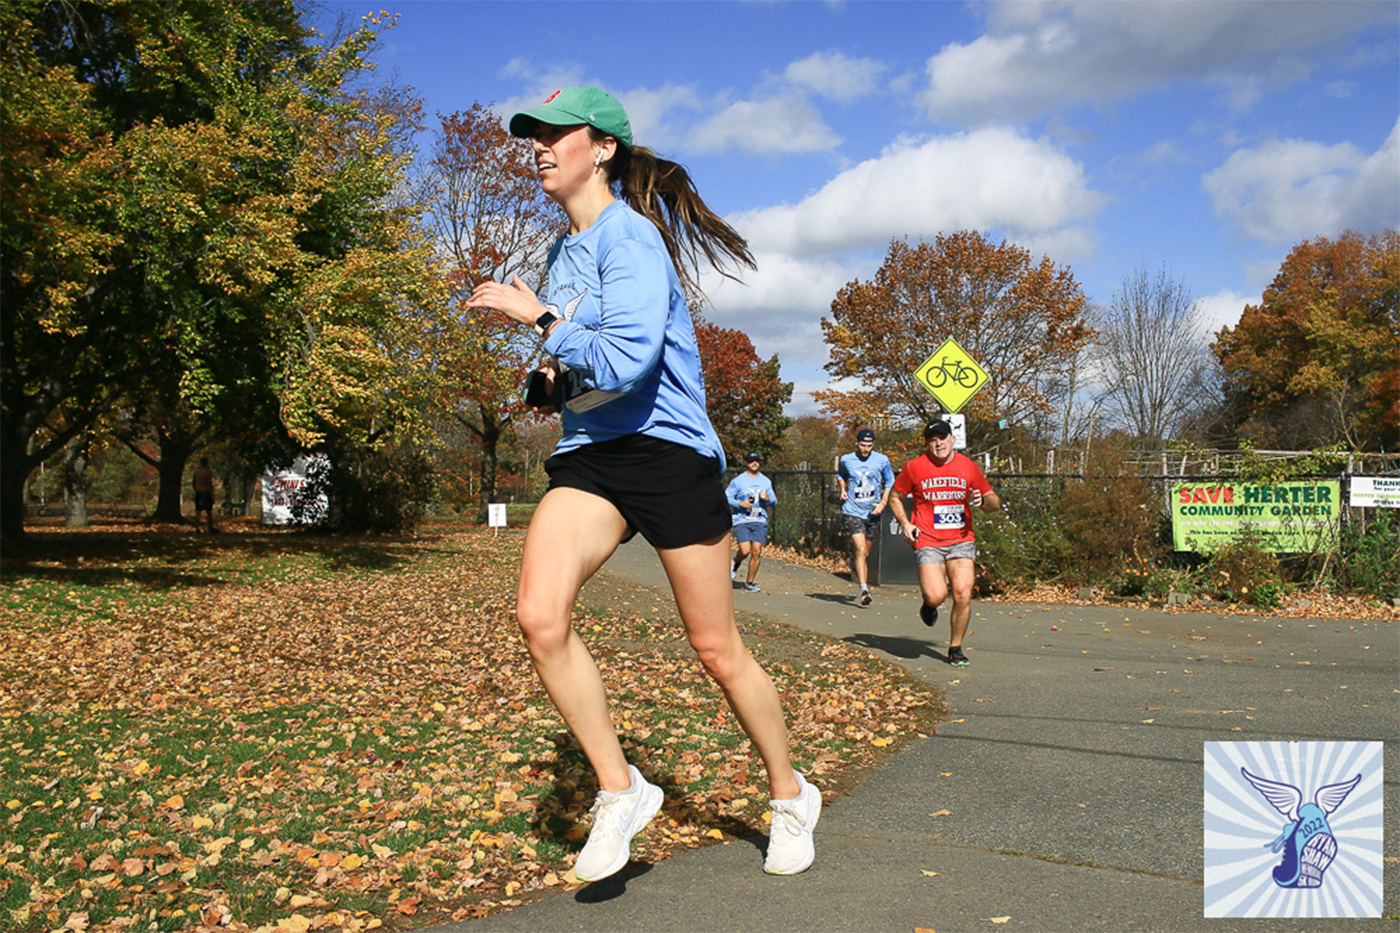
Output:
(1171, 481), (1341, 553)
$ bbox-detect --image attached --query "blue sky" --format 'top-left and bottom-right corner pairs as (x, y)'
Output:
(321, 1), (1399, 415)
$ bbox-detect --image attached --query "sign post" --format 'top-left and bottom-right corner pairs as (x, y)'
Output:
(488, 503), (508, 535)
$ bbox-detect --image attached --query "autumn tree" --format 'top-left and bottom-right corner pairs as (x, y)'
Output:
(415, 103), (564, 521)
(694, 319), (793, 464)
(1, 2), (443, 541)
(1213, 230), (1399, 450)
(772, 415), (840, 470)
(816, 232), (1094, 447)
(1093, 266), (1219, 445)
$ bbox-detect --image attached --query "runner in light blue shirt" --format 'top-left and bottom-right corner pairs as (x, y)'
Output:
(726, 451), (776, 592)
(837, 428), (894, 605)
(464, 86), (819, 883)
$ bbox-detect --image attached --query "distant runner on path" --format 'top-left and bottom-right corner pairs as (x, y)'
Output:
(837, 428), (894, 607)
(727, 451), (776, 593)
(888, 419), (1001, 667)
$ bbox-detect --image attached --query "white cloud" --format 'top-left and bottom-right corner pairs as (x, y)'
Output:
(784, 50), (888, 102)
(1195, 289), (1256, 336)
(686, 92), (842, 154)
(726, 126), (1105, 258)
(615, 84), (704, 150)
(1201, 117), (1400, 244)
(922, 1), (1393, 122)
(700, 252), (864, 358)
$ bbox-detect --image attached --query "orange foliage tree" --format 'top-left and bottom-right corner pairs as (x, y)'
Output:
(694, 319), (792, 465)
(416, 103), (565, 521)
(816, 232), (1094, 446)
(1212, 229), (1399, 451)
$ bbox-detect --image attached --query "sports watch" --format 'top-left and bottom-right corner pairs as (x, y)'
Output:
(533, 310), (559, 337)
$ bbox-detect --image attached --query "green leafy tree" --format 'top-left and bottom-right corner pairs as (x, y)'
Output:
(1212, 230), (1399, 451)
(1, 1), (444, 541)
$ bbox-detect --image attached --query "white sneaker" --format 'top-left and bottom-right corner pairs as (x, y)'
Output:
(764, 771), (821, 874)
(731, 561), (738, 581)
(859, 589), (872, 606)
(574, 765), (664, 882)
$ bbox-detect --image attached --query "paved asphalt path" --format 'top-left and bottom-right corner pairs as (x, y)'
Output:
(437, 540), (1397, 932)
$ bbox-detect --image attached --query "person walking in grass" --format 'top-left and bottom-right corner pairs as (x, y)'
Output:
(465, 86), (819, 883)
(888, 420), (1001, 667)
(837, 428), (894, 606)
(727, 451), (776, 593)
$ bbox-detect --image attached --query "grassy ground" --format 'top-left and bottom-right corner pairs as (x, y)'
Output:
(1, 519), (945, 932)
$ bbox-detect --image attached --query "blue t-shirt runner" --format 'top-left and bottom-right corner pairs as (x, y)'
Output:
(837, 429), (895, 606)
(727, 453), (776, 592)
(838, 450), (894, 520)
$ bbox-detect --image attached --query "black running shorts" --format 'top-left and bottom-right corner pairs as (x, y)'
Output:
(544, 434), (732, 550)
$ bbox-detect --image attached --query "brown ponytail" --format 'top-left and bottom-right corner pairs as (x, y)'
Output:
(590, 129), (756, 295)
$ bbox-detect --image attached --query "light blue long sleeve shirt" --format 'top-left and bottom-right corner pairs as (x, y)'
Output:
(726, 472), (776, 525)
(539, 201), (725, 472)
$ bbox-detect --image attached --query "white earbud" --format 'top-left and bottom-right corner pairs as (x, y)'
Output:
(594, 151), (604, 167)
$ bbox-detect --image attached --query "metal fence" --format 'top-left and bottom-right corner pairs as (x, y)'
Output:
(727, 469), (1397, 553)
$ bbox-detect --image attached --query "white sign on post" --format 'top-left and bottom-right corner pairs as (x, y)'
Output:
(487, 503), (508, 532)
(945, 413), (967, 450)
(1349, 476), (1400, 509)
(261, 455), (329, 525)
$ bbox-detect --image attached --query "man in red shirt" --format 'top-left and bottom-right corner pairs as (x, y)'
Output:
(888, 420), (1002, 666)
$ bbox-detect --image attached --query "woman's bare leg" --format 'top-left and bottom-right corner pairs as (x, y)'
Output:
(658, 533), (800, 800)
(516, 487), (633, 792)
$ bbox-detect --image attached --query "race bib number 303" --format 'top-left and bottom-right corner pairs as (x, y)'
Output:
(933, 503), (965, 529)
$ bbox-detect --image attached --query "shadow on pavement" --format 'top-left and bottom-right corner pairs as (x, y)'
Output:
(807, 592), (860, 606)
(573, 862), (653, 903)
(844, 631), (948, 663)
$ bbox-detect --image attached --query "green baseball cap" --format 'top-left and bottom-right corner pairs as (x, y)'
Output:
(509, 86), (634, 149)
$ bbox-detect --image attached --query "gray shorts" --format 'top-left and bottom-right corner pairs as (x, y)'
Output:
(844, 513), (881, 538)
(914, 541), (977, 566)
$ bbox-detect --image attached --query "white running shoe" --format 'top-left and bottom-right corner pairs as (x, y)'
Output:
(859, 589), (872, 606)
(731, 561), (738, 581)
(574, 765), (664, 882)
(764, 771), (821, 875)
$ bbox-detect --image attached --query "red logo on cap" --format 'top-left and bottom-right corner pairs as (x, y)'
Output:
(542, 89), (561, 104)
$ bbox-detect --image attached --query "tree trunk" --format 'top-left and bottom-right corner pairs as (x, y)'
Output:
(64, 434), (90, 527)
(474, 423), (502, 524)
(152, 447), (192, 523)
(0, 452), (31, 544)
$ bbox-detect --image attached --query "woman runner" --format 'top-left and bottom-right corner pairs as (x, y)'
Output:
(464, 86), (819, 882)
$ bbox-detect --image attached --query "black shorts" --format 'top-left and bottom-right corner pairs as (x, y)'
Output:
(194, 491), (214, 512)
(545, 434), (732, 550)
(844, 513), (881, 538)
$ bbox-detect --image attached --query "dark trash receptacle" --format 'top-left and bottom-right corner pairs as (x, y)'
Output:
(872, 496), (919, 586)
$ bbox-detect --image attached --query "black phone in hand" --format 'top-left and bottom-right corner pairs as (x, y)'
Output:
(523, 371), (563, 408)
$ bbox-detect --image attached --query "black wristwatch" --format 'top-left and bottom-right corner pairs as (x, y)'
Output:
(533, 310), (559, 337)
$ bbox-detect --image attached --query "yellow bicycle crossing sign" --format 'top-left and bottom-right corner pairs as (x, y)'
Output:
(913, 337), (989, 413)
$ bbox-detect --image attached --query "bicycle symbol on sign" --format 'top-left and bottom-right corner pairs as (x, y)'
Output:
(925, 356), (981, 389)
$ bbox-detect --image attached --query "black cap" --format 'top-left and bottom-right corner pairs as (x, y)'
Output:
(744, 451), (762, 462)
(856, 429), (875, 442)
(924, 420), (953, 439)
